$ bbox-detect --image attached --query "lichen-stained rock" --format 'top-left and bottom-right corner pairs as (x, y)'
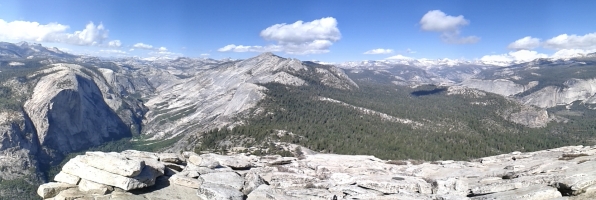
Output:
(37, 182), (77, 198)
(169, 173), (202, 189)
(53, 171), (80, 185)
(470, 185), (562, 200)
(196, 183), (244, 200)
(200, 171), (245, 190)
(81, 151), (145, 177)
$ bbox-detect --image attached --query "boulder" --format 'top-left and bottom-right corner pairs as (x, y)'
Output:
(200, 172), (245, 190)
(246, 185), (301, 200)
(188, 154), (203, 166)
(357, 176), (432, 194)
(61, 156), (156, 190)
(432, 178), (468, 196)
(54, 171), (80, 185)
(53, 187), (87, 200)
(201, 153), (252, 170)
(196, 183), (244, 200)
(78, 179), (114, 195)
(81, 151), (145, 177)
(470, 185), (562, 200)
(158, 153), (183, 164)
(242, 170), (265, 195)
(37, 182), (77, 198)
(169, 173), (202, 189)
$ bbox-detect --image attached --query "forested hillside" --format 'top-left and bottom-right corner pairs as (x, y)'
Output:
(196, 80), (596, 161)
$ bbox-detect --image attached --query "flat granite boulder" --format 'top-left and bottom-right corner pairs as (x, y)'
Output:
(81, 151), (145, 177)
(53, 171), (80, 185)
(196, 183), (244, 200)
(169, 173), (203, 189)
(470, 185), (562, 200)
(37, 182), (77, 198)
(61, 155), (157, 191)
(200, 171), (245, 190)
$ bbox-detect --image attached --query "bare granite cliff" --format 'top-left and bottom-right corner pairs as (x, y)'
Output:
(39, 145), (596, 200)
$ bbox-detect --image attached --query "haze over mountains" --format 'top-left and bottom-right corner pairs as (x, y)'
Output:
(2, 41), (596, 198)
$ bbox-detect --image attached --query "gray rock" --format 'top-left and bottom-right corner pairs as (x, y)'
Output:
(432, 178), (468, 196)
(470, 185), (562, 200)
(169, 173), (202, 189)
(52, 187), (87, 200)
(53, 171), (80, 185)
(61, 156), (155, 190)
(78, 179), (114, 195)
(81, 151), (145, 177)
(246, 185), (301, 200)
(158, 153), (183, 164)
(242, 170), (265, 195)
(37, 182), (77, 198)
(196, 183), (244, 200)
(200, 172), (245, 190)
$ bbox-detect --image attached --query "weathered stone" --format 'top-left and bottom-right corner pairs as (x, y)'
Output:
(246, 185), (301, 200)
(200, 172), (245, 190)
(121, 150), (159, 160)
(196, 183), (244, 200)
(81, 152), (145, 177)
(470, 182), (523, 195)
(357, 176), (432, 194)
(470, 185), (562, 200)
(202, 153), (252, 170)
(78, 179), (113, 195)
(61, 156), (154, 190)
(268, 172), (316, 188)
(169, 173), (202, 189)
(54, 171), (80, 185)
(188, 154), (203, 166)
(37, 182), (77, 198)
(242, 170), (265, 195)
(432, 178), (468, 196)
(158, 153), (183, 164)
(53, 187), (88, 200)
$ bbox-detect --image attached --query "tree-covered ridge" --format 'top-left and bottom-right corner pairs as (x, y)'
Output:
(196, 81), (595, 161)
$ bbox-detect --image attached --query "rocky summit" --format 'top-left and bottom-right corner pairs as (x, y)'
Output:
(39, 145), (596, 200)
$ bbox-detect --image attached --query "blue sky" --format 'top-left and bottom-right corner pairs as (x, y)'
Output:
(1, 0), (596, 62)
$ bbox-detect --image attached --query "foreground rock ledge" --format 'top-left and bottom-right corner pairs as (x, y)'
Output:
(38, 145), (596, 199)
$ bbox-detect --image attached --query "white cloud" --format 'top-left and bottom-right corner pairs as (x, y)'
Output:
(219, 17), (341, 55)
(551, 49), (595, 59)
(480, 50), (548, 63)
(0, 19), (110, 46)
(543, 33), (596, 50)
(406, 48), (416, 54)
(419, 10), (479, 44)
(200, 53), (210, 57)
(133, 42), (153, 49)
(108, 40), (121, 47)
(385, 54), (413, 60)
(158, 47), (167, 52)
(364, 48), (394, 54)
(100, 49), (127, 55)
(508, 36), (540, 50)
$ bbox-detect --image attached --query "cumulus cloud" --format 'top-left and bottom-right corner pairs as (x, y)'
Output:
(481, 50), (548, 63)
(133, 42), (153, 49)
(543, 33), (596, 50)
(0, 19), (110, 46)
(218, 17), (341, 55)
(507, 36), (540, 50)
(108, 40), (121, 47)
(385, 54), (414, 60)
(419, 10), (479, 44)
(551, 49), (595, 59)
(158, 47), (168, 52)
(364, 48), (394, 54)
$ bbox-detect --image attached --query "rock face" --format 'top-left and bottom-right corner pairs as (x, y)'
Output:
(37, 146), (596, 199)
